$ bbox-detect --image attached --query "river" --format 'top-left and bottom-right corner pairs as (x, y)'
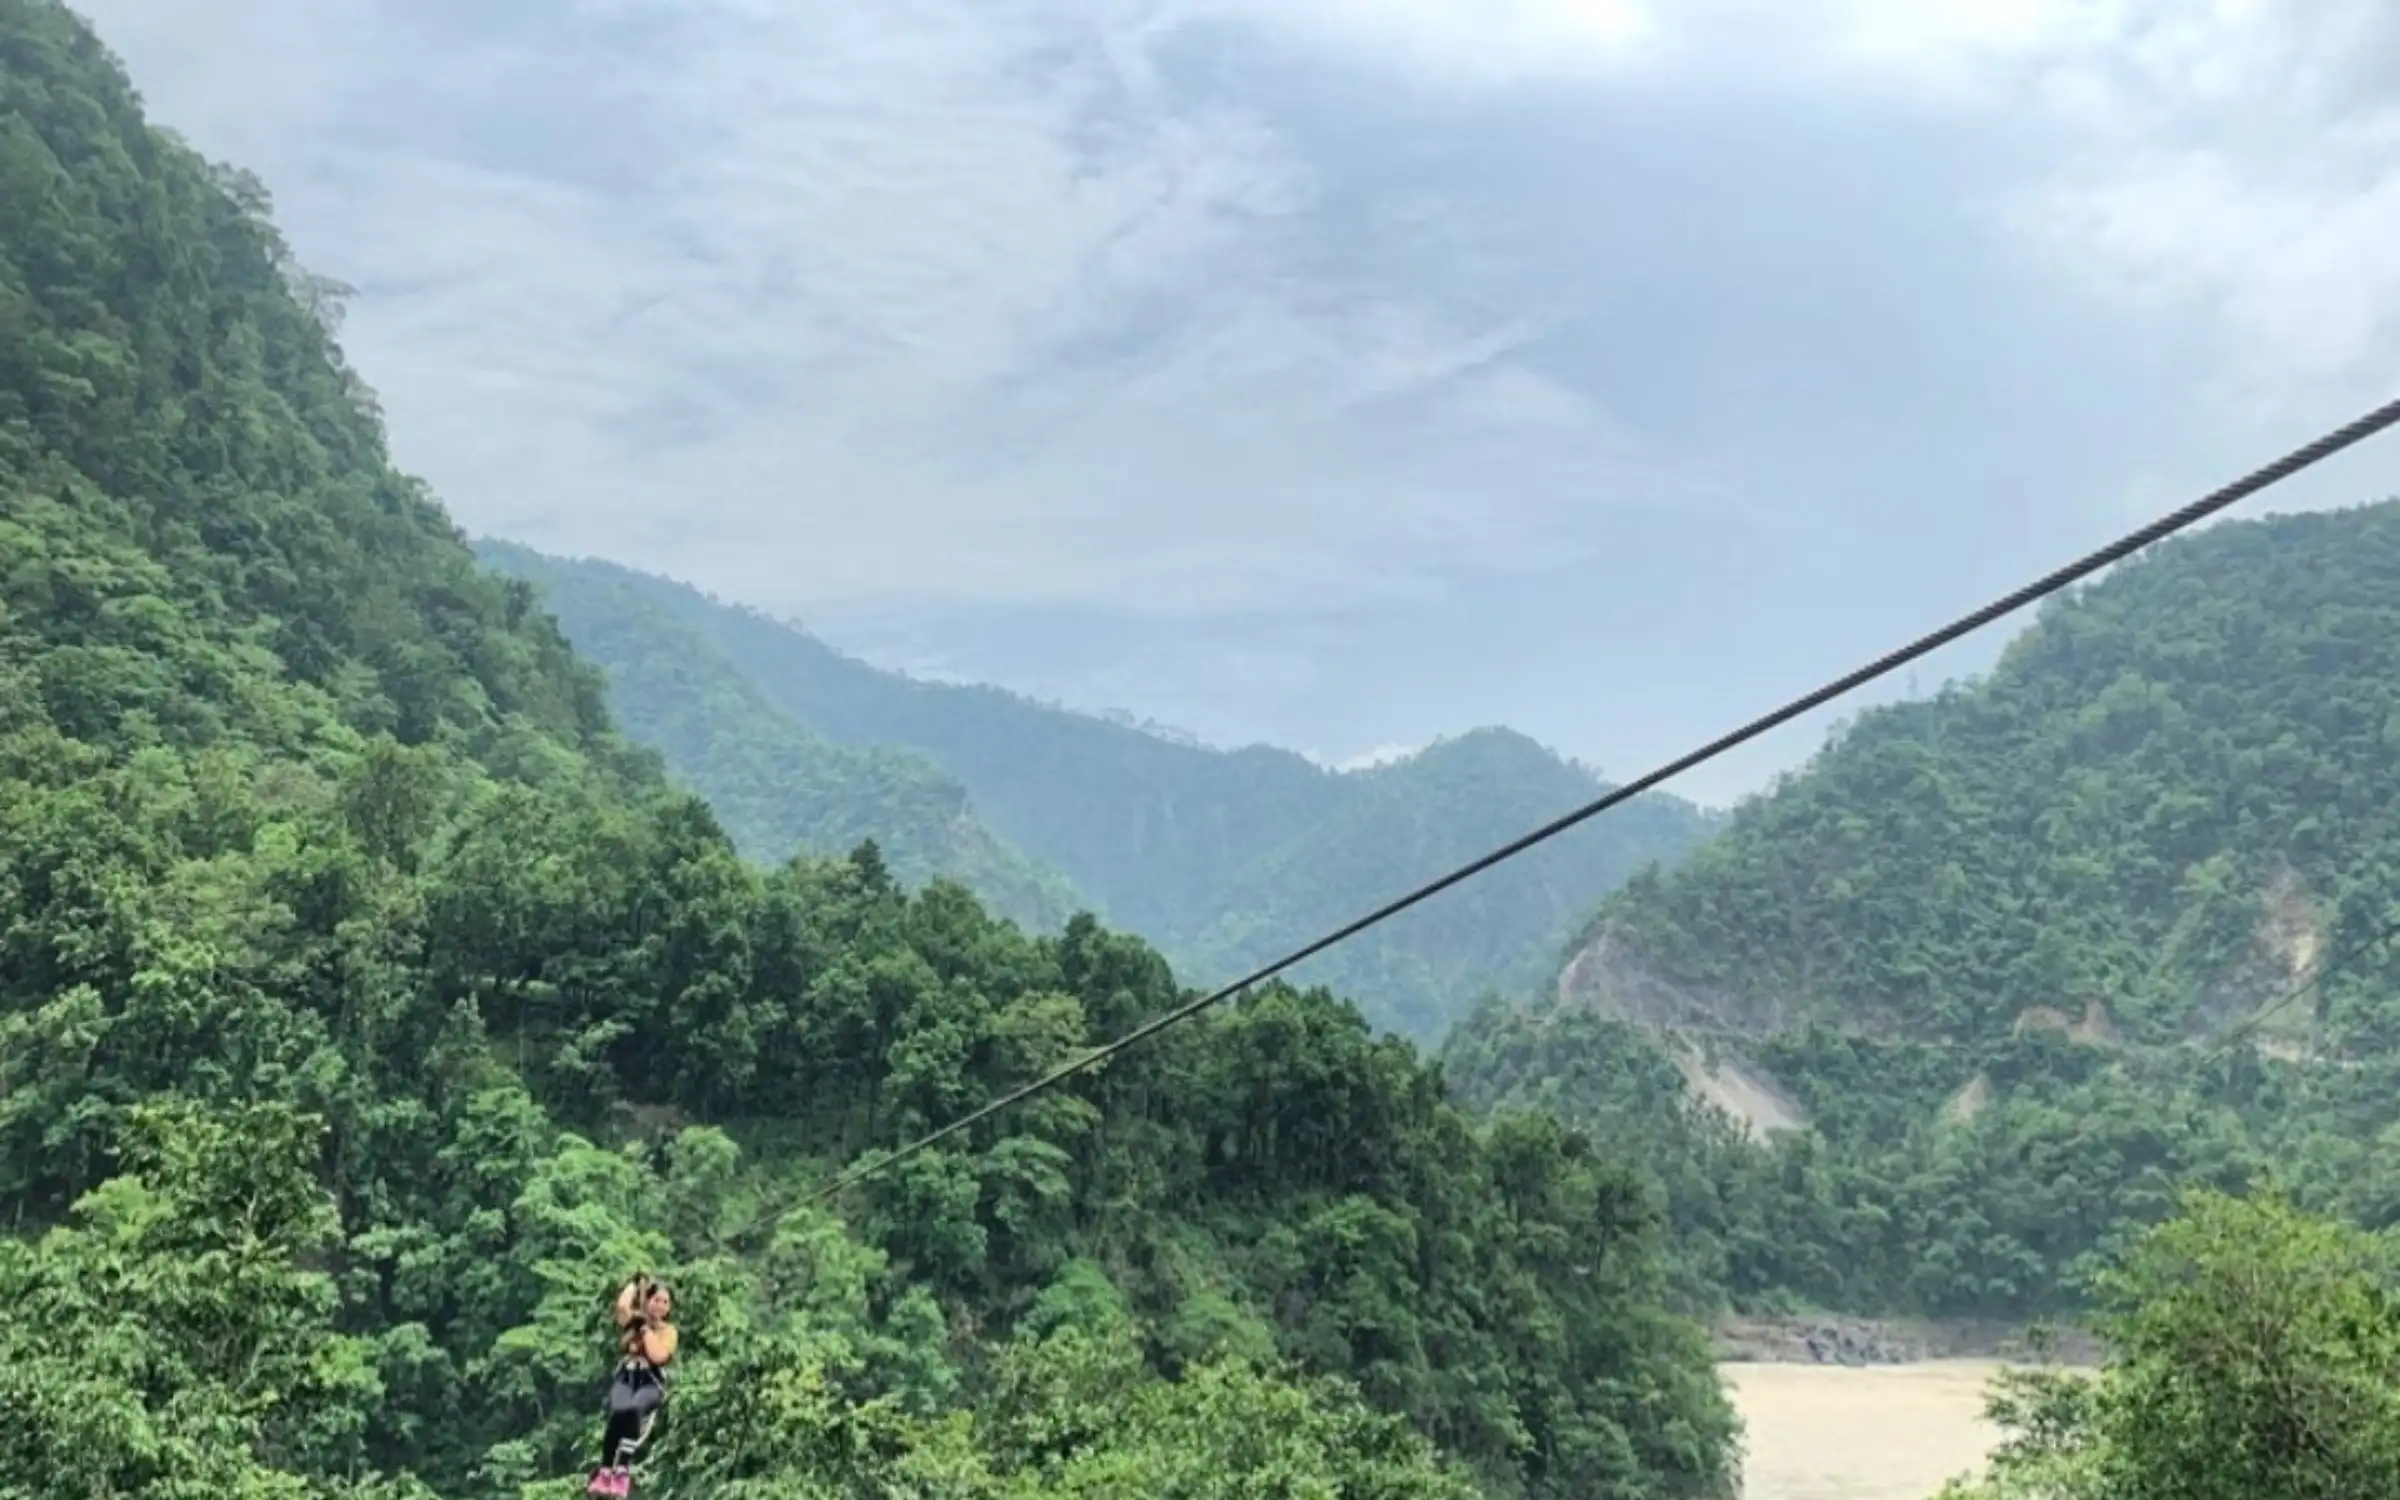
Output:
(1724, 1360), (2007, 1500)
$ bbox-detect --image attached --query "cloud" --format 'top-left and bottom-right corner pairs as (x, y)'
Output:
(1327, 740), (1423, 771)
(1828, 0), (2400, 408)
(62, 0), (2400, 800)
(1188, 0), (1655, 85)
(74, 0), (1689, 624)
(2027, 149), (2400, 384)
(1833, 0), (2119, 83)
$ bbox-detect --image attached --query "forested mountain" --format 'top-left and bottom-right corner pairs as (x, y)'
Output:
(1444, 502), (2400, 1321)
(1566, 502), (2400, 1051)
(477, 545), (1719, 1040)
(466, 542), (1081, 931)
(0, 5), (1738, 1498)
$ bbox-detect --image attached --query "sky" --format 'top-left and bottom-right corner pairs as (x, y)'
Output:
(68, 0), (2400, 806)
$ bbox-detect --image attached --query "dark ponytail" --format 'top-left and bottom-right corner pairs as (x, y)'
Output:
(632, 1274), (672, 1316)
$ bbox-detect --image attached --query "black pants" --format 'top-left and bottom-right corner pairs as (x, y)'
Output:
(600, 1366), (666, 1469)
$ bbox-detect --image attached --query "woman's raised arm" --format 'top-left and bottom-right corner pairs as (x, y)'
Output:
(634, 1321), (678, 1366)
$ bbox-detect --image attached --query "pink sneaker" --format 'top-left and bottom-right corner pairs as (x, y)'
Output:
(609, 1469), (634, 1497)
(585, 1473), (612, 1497)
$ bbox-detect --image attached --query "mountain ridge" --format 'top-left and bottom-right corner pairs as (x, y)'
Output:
(1551, 500), (2400, 1073)
(480, 540), (1721, 1039)
(470, 538), (1085, 930)
(1435, 500), (2400, 1321)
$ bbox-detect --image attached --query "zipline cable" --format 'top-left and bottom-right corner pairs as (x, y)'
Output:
(798, 394), (2400, 1210)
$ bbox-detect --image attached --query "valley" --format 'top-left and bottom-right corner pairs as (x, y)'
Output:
(479, 542), (1719, 1042)
(8, 3), (2400, 1497)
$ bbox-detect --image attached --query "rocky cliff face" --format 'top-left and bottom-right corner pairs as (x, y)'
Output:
(1551, 869), (2342, 1141)
(1712, 1314), (2102, 1367)
(1551, 927), (1809, 1138)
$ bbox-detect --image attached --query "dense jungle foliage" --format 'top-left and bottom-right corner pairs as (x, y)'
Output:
(478, 545), (1717, 1042)
(0, 4), (1741, 1497)
(1938, 1189), (2400, 1500)
(1442, 500), (2400, 1324)
(1442, 1001), (2400, 1321)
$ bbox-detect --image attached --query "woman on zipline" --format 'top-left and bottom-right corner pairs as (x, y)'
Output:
(587, 1275), (677, 1496)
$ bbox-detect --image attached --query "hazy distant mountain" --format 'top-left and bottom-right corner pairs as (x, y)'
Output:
(481, 542), (1719, 1038)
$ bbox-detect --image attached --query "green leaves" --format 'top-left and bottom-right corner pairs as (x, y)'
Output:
(661, 1321), (1480, 1500)
(0, 1102), (380, 1499)
(1949, 1192), (2400, 1500)
(2077, 1191), (2400, 1500)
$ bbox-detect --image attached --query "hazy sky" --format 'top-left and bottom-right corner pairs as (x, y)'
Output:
(72, 0), (2400, 805)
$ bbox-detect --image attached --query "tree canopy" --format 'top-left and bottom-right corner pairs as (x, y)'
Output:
(1938, 1190), (2400, 1500)
(0, 4), (1741, 1497)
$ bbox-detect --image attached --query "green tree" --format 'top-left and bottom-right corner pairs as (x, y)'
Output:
(1944, 1190), (2400, 1500)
